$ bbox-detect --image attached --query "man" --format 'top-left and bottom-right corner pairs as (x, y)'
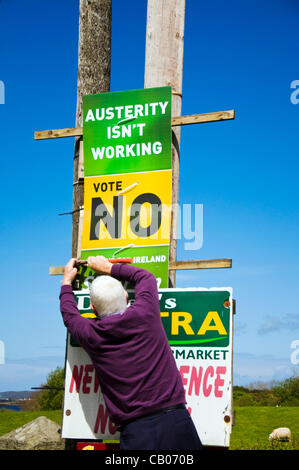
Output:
(60, 256), (202, 451)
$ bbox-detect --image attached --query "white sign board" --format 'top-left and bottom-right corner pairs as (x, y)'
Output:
(62, 287), (233, 447)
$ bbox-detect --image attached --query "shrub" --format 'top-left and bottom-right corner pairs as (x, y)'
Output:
(272, 376), (299, 406)
(37, 367), (65, 410)
(233, 375), (299, 406)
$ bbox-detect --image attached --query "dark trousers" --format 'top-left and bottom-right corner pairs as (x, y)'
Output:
(119, 406), (203, 451)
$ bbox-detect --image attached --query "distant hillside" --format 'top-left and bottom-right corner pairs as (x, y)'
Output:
(0, 391), (31, 400)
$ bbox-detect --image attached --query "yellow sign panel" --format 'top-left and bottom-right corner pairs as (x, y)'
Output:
(81, 170), (172, 250)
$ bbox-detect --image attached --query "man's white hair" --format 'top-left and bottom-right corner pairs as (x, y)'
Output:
(90, 275), (128, 317)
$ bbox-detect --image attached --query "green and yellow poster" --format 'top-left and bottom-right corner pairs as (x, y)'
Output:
(81, 87), (172, 287)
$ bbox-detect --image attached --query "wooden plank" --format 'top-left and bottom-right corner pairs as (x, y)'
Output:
(169, 259), (232, 270)
(34, 127), (83, 140)
(171, 110), (235, 126)
(34, 110), (235, 140)
(49, 258), (232, 275)
(49, 266), (65, 275)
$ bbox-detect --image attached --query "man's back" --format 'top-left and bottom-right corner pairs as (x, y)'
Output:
(60, 264), (186, 427)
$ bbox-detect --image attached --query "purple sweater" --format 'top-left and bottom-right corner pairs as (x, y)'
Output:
(60, 264), (186, 427)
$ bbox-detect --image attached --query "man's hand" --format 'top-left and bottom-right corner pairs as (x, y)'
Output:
(62, 258), (78, 286)
(87, 256), (112, 275)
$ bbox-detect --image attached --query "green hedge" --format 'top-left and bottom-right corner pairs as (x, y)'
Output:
(233, 377), (299, 406)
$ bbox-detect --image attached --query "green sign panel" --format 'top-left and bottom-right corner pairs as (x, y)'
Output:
(71, 288), (232, 348)
(159, 289), (231, 348)
(78, 246), (169, 289)
(81, 86), (173, 288)
(83, 87), (172, 177)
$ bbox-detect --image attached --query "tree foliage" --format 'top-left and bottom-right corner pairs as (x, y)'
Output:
(233, 376), (299, 406)
(271, 376), (299, 406)
(37, 367), (65, 411)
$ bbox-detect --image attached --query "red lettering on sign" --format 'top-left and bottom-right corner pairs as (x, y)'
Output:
(203, 366), (214, 397)
(178, 365), (228, 399)
(83, 364), (94, 394)
(69, 365), (84, 393)
(188, 366), (203, 396)
(94, 404), (117, 435)
(69, 364), (102, 394)
(179, 365), (190, 390)
(94, 404), (109, 434)
(214, 366), (226, 397)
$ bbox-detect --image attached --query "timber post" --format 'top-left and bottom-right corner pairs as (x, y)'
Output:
(72, 0), (112, 259)
(144, 0), (186, 288)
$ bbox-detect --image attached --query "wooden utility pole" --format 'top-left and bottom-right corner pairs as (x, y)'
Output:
(65, 0), (112, 450)
(37, 0), (234, 281)
(72, 0), (112, 258)
(144, 0), (186, 287)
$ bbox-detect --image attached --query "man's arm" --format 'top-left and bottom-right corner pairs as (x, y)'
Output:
(61, 257), (79, 287)
(60, 258), (95, 347)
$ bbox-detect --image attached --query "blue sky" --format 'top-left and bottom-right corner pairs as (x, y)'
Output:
(0, 0), (299, 390)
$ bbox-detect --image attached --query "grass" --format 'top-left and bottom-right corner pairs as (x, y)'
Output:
(0, 406), (298, 450)
(229, 406), (299, 450)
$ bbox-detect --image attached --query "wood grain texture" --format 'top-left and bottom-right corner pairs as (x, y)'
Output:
(171, 110), (235, 126)
(34, 111), (235, 140)
(49, 258), (232, 275)
(34, 128), (83, 139)
(72, 0), (112, 259)
(168, 259), (232, 270)
(145, 0), (186, 288)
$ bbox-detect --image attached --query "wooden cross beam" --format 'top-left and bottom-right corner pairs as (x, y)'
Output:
(34, 110), (235, 140)
(49, 259), (232, 276)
